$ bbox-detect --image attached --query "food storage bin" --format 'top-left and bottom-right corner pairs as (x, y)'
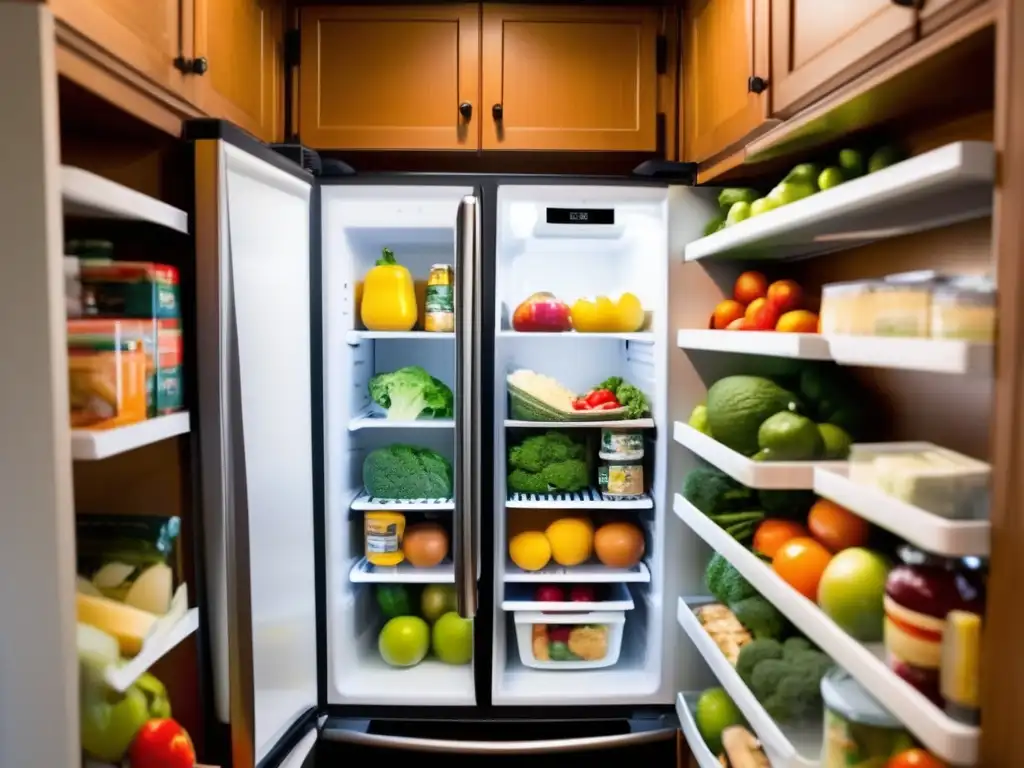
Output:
(848, 442), (990, 520)
(821, 668), (914, 767)
(820, 281), (875, 335)
(514, 610), (625, 669)
(931, 275), (996, 342)
(872, 280), (932, 337)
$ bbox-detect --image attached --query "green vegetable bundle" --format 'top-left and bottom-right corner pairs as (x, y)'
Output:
(705, 554), (786, 642)
(363, 444), (453, 499)
(369, 366), (453, 420)
(681, 467), (763, 542)
(592, 376), (649, 419)
(507, 431), (589, 494)
(736, 637), (834, 722)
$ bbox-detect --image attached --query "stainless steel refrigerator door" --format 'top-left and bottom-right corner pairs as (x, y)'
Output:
(194, 139), (318, 767)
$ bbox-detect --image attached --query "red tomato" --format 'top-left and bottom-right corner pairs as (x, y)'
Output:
(129, 719), (196, 768)
(887, 749), (947, 768)
(585, 388), (618, 407)
(593, 402), (621, 410)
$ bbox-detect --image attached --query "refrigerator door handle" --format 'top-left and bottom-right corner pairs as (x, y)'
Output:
(454, 194), (481, 619)
(322, 727), (677, 754)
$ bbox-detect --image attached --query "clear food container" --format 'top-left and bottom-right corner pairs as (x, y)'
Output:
(821, 668), (914, 767)
(848, 442), (990, 520)
(513, 610), (625, 669)
(820, 281), (877, 335)
(871, 281), (932, 337)
(931, 275), (996, 342)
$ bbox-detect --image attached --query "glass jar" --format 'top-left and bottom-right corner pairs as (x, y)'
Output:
(821, 668), (913, 767)
(598, 458), (644, 498)
(599, 428), (644, 461)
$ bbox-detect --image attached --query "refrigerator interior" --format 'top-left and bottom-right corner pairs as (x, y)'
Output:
(490, 185), (681, 705)
(320, 185), (477, 706)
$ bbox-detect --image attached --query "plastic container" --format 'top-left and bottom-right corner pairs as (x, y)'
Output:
(598, 458), (644, 498)
(364, 512), (406, 566)
(821, 668), (914, 766)
(600, 428), (644, 461)
(513, 610), (625, 669)
(820, 281), (876, 335)
(67, 332), (148, 429)
(847, 442), (990, 520)
(872, 280), (933, 337)
(931, 275), (996, 342)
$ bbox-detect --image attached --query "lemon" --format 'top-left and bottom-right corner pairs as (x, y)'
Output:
(545, 518), (593, 566)
(509, 531), (551, 571)
(570, 298), (601, 332)
(615, 293), (645, 332)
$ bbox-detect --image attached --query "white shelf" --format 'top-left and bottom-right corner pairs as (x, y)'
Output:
(673, 494), (980, 765)
(349, 557), (454, 583)
(71, 412), (190, 461)
(676, 692), (726, 768)
(497, 330), (655, 343)
(673, 421), (842, 489)
(504, 560), (651, 583)
(346, 331), (454, 344)
(677, 330), (831, 360)
(677, 598), (821, 768)
(501, 581), (635, 612)
(504, 417), (655, 429)
(825, 335), (993, 375)
(350, 492), (454, 511)
(106, 606), (199, 693)
(61, 166), (189, 233)
(813, 466), (989, 557)
(506, 487), (654, 509)
(683, 141), (994, 262)
(348, 413), (454, 431)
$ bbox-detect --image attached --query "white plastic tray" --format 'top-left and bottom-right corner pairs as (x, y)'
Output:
(349, 557), (454, 583)
(677, 329), (831, 360)
(513, 610), (625, 669)
(506, 487), (654, 509)
(825, 335), (992, 375)
(504, 417), (655, 429)
(72, 413), (190, 461)
(348, 413), (454, 431)
(350, 492), (454, 511)
(501, 581), (635, 611)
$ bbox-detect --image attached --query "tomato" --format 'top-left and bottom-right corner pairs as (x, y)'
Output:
(593, 402), (621, 411)
(129, 718), (196, 768)
(753, 519), (808, 559)
(772, 537), (832, 601)
(585, 388), (618, 407)
(887, 748), (947, 768)
(572, 398), (591, 411)
(808, 498), (870, 552)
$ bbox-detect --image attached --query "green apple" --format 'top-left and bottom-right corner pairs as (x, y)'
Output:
(420, 584), (456, 623)
(784, 163), (822, 187)
(818, 548), (891, 641)
(136, 672), (172, 719)
(838, 148), (865, 178)
(695, 688), (744, 754)
(80, 680), (150, 762)
(725, 201), (752, 227)
(768, 181), (816, 206)
(378, 616), (430, 667)
(749, 197), (778, 217)
(432, 612), (473, 665)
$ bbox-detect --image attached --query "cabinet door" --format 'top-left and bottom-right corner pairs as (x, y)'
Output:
(51, 0), (184, 94)
(192, 0), (283, 142)
(682, 0), (772, 164)
(771, 0), (916, 116)
(481, 5), (659, 152)
(297, 5), (479, 151)
(919, 0), (986, 36)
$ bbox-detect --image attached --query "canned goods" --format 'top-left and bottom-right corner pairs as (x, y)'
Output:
(425, 264), (455, 332)
(598, 459), (645, 498)
(600, 429), (644, 461)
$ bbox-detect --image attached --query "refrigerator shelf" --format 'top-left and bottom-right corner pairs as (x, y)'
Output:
(506, 487), (654, 509)
(72, 412), (191, 461)
(349, 557), (454, 583)
(62, 165), (189, 233)
(348, 413), (454, 431)
(676, 692), (729, 768)
(504, 560), (651, 583)
(504, 417), (655, 429)
(350, 492), (454, 511)
(500, 581), (635, 611)
(346, 331), (454, 345)
(497, 330), (655, 343)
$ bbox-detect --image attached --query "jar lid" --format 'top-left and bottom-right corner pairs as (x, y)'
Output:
(821, 668), (901, 728)
(430, 263), (453, 270)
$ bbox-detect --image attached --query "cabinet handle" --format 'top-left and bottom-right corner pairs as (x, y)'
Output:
(747, 76), (767, 94)
(459, 102), (473, 120)
(174, 56), (208, 76)
(492, 104), (503, 121)
(890, 0), (921, 6)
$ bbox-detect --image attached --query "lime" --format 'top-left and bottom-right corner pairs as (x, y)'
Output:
(378, 616), (430, 667)
(376, 584), (412, 619)
(725, 201), (752, 226)
(818, 166), (845, 191)
(688, 403), (711, 435)
(868, 145), (904, 173)
(784, 163), (822, 187)
(703, 214), (725, 237)
(757, 411), (824, 460)
(420, 584), (456, 622)
(695, 688), (744, 754)
(749, 197), (778, 217)
(817, 423), (852, 459)
(431, 612), (473, 664)
(767, 181), (816, 206)
(717, 188), (759, 211)
(838, 148), (865, 178)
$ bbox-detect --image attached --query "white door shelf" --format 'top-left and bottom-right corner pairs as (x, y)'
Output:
(677, 598), (821, 768)
(825, 335), (993, 375)
(72, 413), (191, 461)
(677, 330), (832, 360)
(506, 487), (654, 509)
(683, 141), (994, 263)
(348, 413), (454, 431)
(813, 467), (989, 557)
(61, 166), (189, 234)
(676, 692), (728, 768)
(106, 607), (199, 693)
(673, 421), (842, 489)
(504, 560), (651, 583)
(504, 417), (656, 429)
(673, 494), (980, 765)
(346, 331), (454, 345)
(350, 492), (454, 511)
(349, 557), (454, 584)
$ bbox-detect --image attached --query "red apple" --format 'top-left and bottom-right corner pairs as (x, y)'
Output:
(548, 625), (571, 643)
(534, 585), (565, 602)
(512, 292), (572, 332)
(569, 585), (597, 602)
(128, 718), (195, 768)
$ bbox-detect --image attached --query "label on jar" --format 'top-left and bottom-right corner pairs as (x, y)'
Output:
(600, 430), (644, 461)
(598, 462), (644, 497)
(425, 265), (455, 332)
(366, 525), (400, 553)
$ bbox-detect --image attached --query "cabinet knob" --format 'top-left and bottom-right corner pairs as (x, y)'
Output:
(747, 76), (767, 94)
(890, 0), (921, 6)
(191, 57), (209, 76)
(174, 56), (208, 76)
(492, 103), (503, 121)
(459, 102), (472, 120)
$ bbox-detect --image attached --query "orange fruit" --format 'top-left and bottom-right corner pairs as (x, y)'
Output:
(772, 537), (832, 600)
(808, 499), (870, 552)
(753, 519), (809, 559)
(744, 297), (767, 321)
(734, 271), (768, 305)
(766, 280), (804, 313)
(594, 522), (645, 568)
(775, 310), (819, 333)
(725, 318), (745, 330)
(509, 531), (551, 571)
(545, 517), (594, 566)
(886, 749), (947, 768)
(712, 299), (747, 330)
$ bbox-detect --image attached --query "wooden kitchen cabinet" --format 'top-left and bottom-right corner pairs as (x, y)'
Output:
(919, 0), (987, 36)
(481, 5), (660, 152)
(297, 5), (480, 151)
(682, 0), (773, 164)
(771, 0), (917, 117)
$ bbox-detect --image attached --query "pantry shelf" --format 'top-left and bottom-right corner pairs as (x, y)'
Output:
(673, 494), (980, 765)
(346, 331), (454, 344)
(683, 141), (994, 263)
(813, 467), (989, 557)
(677, 597), (822, 768)
(497, 330), (655, 343)
(676, 692), (728, 768)
(347, 413), (454, 431)
(349, 557), (454, 584)
(504, 560), (651, 583)
(673, 421), (841, 489)
(677, 329), (831, 360)
(105, 607), (199, 693)
(506, 487), (654, 509)
(350, 492), (454, 511)
(504, 417), (655, 429)
(825, 335), (993, 375)
(61, 166), (189, 233)
(72, 412), (191, 461)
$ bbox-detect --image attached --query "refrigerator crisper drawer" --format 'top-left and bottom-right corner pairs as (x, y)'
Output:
(514, 611), (625, 669)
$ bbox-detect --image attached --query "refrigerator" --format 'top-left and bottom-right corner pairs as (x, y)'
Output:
(188, 120), (709, 768)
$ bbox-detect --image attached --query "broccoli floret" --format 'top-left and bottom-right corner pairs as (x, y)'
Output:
(507, 431), (588, 494)
(705, 554), (758, 606)
(730, 595), (786, 640)
(756, 489), (816, 519)
(507, 469), (551, 494)
(735, 639), (783, 686)
(541, 460), (589, 491)
(682, 467), (756, 517)
(782, 636), (814, 657)
(363, 444), (453, 499)
(738, 636), (834, 722)
(369, 366), (453, 420)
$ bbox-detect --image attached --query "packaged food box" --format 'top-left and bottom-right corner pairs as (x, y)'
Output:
(68, 333), (147, 429)
(513, 610), (624, 669)
(931, 275), (996, 342)
(79, 260), (180, 319)
(68, 318), (183, 417)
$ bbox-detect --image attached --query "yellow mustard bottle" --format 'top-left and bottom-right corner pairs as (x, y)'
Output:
(365, 512), (406, 566)
(360, 247), (417, 331)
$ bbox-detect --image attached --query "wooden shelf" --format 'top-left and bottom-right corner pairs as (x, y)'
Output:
(61, 166), (188, 233)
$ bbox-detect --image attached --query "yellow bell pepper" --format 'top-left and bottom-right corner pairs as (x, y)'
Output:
(360, 248), (417, 331)
(570, 293), (645, 333)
